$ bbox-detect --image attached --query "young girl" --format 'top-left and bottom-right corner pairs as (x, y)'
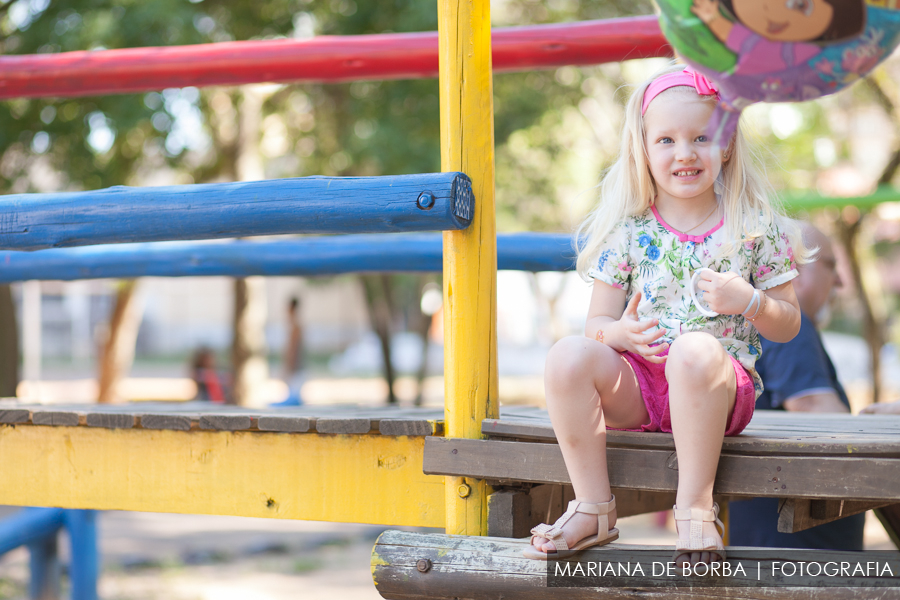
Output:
(524, 64), (809, 566)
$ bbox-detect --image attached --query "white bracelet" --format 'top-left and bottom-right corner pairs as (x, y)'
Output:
(741, 290), (760, 318)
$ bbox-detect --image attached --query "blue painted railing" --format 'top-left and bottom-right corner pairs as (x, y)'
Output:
(0, 508), (97, 600)
(0, 173), (474, 251)
(0, 232), (575, 282)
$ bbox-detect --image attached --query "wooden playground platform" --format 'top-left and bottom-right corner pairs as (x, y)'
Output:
(3, 402), (898, 530)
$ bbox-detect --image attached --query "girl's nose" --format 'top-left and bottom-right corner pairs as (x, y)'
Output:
(675, 141), (697, 161)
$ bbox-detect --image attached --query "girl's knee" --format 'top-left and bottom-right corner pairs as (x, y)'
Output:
(545, 335), (617, 388)
(665, 333), (727, 381)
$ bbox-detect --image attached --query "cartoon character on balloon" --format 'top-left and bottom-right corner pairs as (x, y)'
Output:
(656, 0), (900, 146)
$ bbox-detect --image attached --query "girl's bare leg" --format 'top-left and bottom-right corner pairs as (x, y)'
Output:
(530, 335), (649, 554)
(665, 332), (738, 566)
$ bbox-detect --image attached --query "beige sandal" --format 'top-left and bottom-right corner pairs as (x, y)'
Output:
(522, 496), (619, 560)
(672, 503), (726, 563)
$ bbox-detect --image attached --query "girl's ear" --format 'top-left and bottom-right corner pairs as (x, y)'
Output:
(722, 137), (736, 163)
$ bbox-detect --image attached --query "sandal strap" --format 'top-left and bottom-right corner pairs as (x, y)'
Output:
(529, 495), (617, 553)
(673, 503), (725, 550)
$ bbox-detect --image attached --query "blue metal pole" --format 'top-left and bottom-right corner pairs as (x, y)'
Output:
(63, 511), (97, 600)
(0, 172), (474, 250)
(0, 508), (64, 556)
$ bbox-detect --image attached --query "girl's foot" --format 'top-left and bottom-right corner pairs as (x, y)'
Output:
(672, 504), (726, 567)
(525, 498), (618, 558)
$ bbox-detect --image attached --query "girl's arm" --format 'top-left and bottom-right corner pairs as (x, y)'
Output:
(586, 281), (669, 364)
(696, 272), (801, 343)
(746, 280), (801, 343)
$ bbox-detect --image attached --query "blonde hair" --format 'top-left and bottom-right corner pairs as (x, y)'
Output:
(576, 64), (812, 278)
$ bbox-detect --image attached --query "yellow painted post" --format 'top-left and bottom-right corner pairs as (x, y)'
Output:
(438, 0), (498, 536)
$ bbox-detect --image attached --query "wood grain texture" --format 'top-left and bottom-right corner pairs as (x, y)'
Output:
(139, 413), (194, 431)
(0, 409), (29, 424)
(424, 437), (900, 501)
(199, 414), (254, 432)
(31, 411), (80, 427)
(0, 173), (473, 251)
(371, 530), (900, 600)
(483, 412), (900, 457)
(777, 499), (889, 534)
(315, 418), (372, 435)
(379, 419), (436, 436)
(439, 0), (498, 538)
(257, 415), (311, 433)
(0, 233), (575, 283)
(85, 413), (135, 429)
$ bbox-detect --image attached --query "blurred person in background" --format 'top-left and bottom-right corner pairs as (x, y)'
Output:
(273, 297), (305, 407)
(191, 346), (226, 404)
(729, 223), (865, 550)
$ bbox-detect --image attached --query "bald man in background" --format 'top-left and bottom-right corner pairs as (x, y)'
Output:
(729, 224), (865, 550)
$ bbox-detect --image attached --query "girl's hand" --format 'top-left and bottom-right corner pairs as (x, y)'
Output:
(694, 271), (755, 316)
(691, 0), (720, 24)
(612, 292), (668, 364)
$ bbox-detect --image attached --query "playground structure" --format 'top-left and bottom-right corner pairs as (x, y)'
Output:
(2, 2), (900, 600)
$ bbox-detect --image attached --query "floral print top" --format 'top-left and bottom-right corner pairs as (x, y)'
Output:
(587, 206), (798, 396)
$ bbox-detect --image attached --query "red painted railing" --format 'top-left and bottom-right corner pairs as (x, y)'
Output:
(0, 15), (670, 99)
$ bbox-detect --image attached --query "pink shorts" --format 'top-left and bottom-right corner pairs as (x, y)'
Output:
(611, 346), (755, 436)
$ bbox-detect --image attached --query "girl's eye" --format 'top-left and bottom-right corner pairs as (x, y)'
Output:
(785, 0), (813, 17)
(696, 135), (709, 142)
(659, 137), (673, 143)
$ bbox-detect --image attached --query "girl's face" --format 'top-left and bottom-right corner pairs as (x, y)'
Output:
(643, 89), (721, 205)
(733, 0), (834, 42)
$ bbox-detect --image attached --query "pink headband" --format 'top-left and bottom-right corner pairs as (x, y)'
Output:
(641, 67), (719, 115)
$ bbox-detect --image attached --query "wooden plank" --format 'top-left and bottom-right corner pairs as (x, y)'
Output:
(0, 409), (30, 424)
(876, 505), (900, 550)
(0, 173), (473, 251)
(85, 413), (135, 429)
(777, 499), (889, 533)
(139, 413), (195, 431)
(424, 437), (900, 501)
(315, 418), (372, 435)
(379, 419), (436, 436)
(0, 233), (574, 283)
(483, 417), (900, 457)
(198, 414), (254, 432)
(0, 426), (444, 526)
(487, 490), (533, 538)
(371, 530), (900, 600)
(31, 412), (80, 427)
(257, 415), (311, 433)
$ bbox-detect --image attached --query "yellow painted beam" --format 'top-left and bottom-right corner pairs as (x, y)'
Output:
(0, 425), (444, 527)
(439, 0), (498, 537)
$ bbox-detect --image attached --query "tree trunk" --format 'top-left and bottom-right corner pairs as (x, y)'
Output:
(362, 274), (397, 404)
(97, 280), (142, 404)
(0, 285), (18, 397)
(230, 86), (270, 406)
(835, 215), (885, 404)
(231, 276), (268, 406)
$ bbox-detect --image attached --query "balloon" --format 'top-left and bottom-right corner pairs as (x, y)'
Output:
(656, 0), (900, 147)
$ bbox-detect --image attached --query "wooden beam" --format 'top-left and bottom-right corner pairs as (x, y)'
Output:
(0, 425), (444, 526)
(371, 530), (900, 599)
(777, 499), (889, 534)
(424, 437), (900, 501)
(0, 233), (575, 283)
(439, 0), (498, 537)
(0, 173), (473, 251)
